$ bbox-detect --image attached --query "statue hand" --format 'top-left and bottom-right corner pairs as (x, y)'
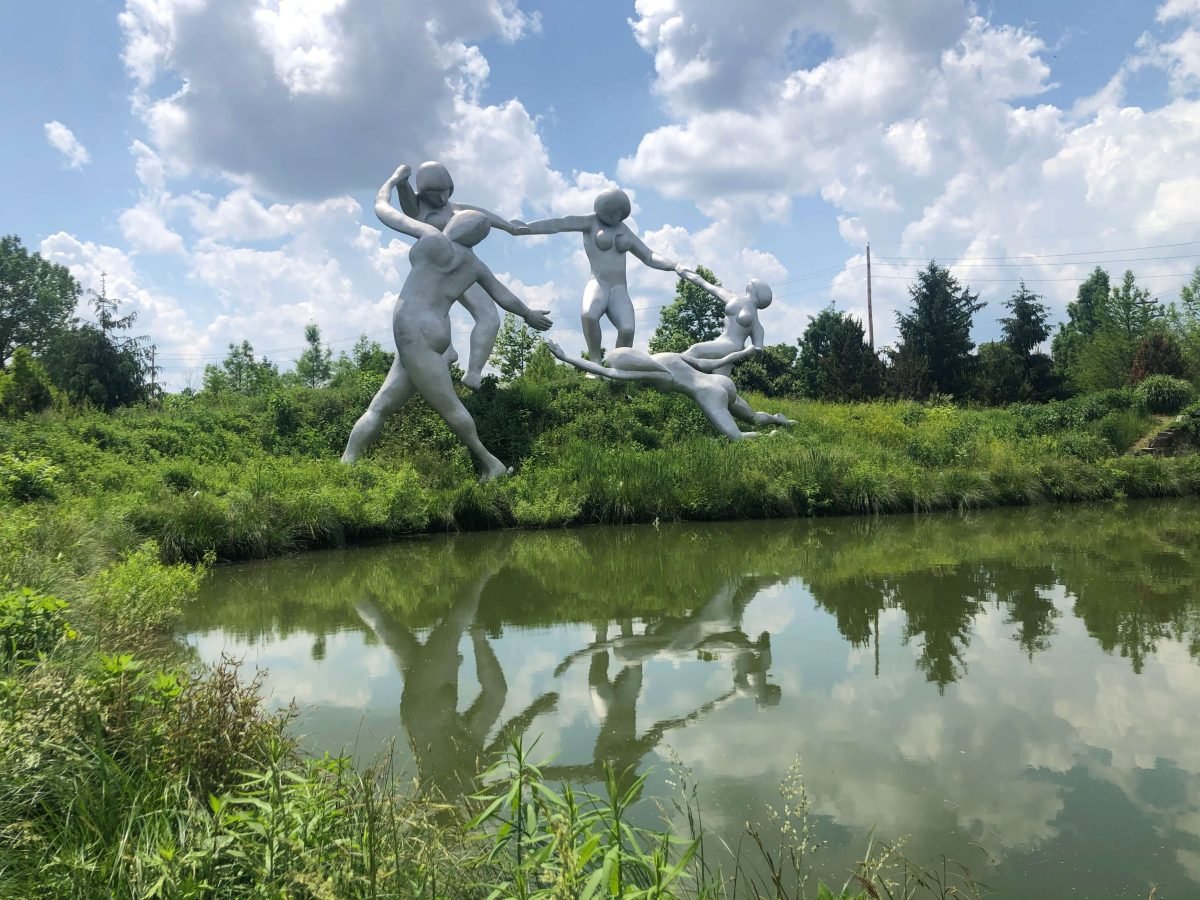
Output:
(390, 164), (411, 183)
(545, 340), (566, 359)
(524, 308), (553, 331)
(509, 218), (531, 236)
(675, 262), (691, 276)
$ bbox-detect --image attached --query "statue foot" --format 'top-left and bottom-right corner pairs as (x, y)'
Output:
(479, 462), (513, 483)
(462, 372), (483, 391)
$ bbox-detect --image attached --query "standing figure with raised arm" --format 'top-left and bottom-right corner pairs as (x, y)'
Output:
(675, 265), (774, 377)
(522, 189), (677, 364)
(393, 161), (528, 390)
(545, 341), (795, 440)
(340, 164), (552, 478)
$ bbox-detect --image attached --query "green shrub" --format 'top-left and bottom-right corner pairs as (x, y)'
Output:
(0, 452), (60, 501)
(0, 587), (75, 665)
(1135, 375), (1195, 415)
(84, 541), (206, 641)
(0, 347), (56, 418)
(1092, 409), (1146, 453)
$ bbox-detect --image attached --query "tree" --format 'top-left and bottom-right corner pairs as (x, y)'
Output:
(0, 234), (80, 367)
(1000, 282), (1051, 357)
(203, 341), (280, 395)
(796, 307), (883, 401)
(1173, 266), (1200, 376)
(1071, 270), (1163, 392)
(972, 283), (1058, 405)
(1130, 332), (1190, 383)
(522, 340), (565, 383)
(44, 281), (155, 410)
(649, 265), (724, 353)
(893, 262), (984, 398)
(351, 334), (394, 376)
(884, 341), (930, 400)
(295, 323), (332, 388)
(732, 343), (801, 397)
(1052, 267), (1110, 375)
(489, 312), (538, 381)
(0, 346), (56, 417)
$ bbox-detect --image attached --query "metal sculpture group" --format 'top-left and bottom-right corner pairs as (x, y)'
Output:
(341, 161), (795, 476)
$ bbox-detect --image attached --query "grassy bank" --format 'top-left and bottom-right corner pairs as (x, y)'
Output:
(2, 370), (1198, 564)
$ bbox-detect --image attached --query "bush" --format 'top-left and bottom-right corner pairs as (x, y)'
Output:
(0, 347), (56, 418)
(0, 587), (75, 665)
(0, 452), (60, 501)
(1135, 375), (1195, 415)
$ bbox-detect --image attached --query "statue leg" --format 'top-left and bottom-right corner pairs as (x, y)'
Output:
(402, 345), (509, 481)
(581, 279), (608, 365)
(607, 284), (635, 348)
(684, 338), (738, 377)
(731, 395), (795, 427)
(457, 283), (500, 391)
(695, 382), (756, 440)
(341, 355), (415, 463)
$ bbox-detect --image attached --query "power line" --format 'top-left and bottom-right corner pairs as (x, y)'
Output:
(873, 270), (1197, 282)
(872, 252), (1200, 268)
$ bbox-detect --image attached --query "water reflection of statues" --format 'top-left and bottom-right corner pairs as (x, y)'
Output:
(340, 164), (552, 478)
(546, 341), (795, 440)
(675, 266), (773, 377)
(355, 567), (557, 798)
(522, 189), (678, 362)
(545, 576), (781, 784)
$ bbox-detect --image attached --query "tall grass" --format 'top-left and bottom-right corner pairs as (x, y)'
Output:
(2, 379), (1197, 562)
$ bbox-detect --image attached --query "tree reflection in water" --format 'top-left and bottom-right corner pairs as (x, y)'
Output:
(187, 500), (1200, 779)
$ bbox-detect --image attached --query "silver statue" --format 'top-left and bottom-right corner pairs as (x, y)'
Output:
(522, 189), (677, 363)
(545, 341), (795, 440)
(676, 265), (773, 376)
(394, 161), (528, 391)
(341, 164), (552, 478)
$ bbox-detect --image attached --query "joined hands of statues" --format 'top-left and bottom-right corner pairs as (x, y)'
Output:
(509, 219), (532, 236)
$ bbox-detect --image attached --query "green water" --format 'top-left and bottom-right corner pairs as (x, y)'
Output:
(184, 500), (1200, 898)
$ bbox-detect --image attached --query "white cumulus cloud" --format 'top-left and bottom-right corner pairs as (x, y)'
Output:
(43, 121), (90, 169)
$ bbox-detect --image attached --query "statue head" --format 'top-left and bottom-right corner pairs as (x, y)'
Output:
(746, 279), (773, 309)
(415, 161), (454, 208)
(593, 188), (632, 226)
(444, 209), (490, 247)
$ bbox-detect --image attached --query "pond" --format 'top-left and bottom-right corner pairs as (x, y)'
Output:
(184, 499), (1200, 898)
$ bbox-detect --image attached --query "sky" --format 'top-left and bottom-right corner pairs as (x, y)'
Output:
(4, 0), (1200, 388)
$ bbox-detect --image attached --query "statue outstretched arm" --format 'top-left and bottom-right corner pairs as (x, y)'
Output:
(684, 346), (759, 373)
(454, 203), (522, 235)
(474, 268), (553, 331)
(521, 214), (592, 235)
(627, 233), (677, 272)
(675, 264), (739, 304)
(394, 172), (420, 218)
(375, 166), (442, 240)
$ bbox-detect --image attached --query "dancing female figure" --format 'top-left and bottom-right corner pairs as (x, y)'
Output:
(545, 341), (794, 440)
(341, 164), (552, 479)
(675, 265), (774, 376)
(523, 189), (677, 364)
(393, 161), (528, 390)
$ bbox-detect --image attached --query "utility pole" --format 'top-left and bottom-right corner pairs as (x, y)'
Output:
(866, 242), (875, 351)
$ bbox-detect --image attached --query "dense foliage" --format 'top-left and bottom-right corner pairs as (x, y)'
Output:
(649, 265), (725, 354)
